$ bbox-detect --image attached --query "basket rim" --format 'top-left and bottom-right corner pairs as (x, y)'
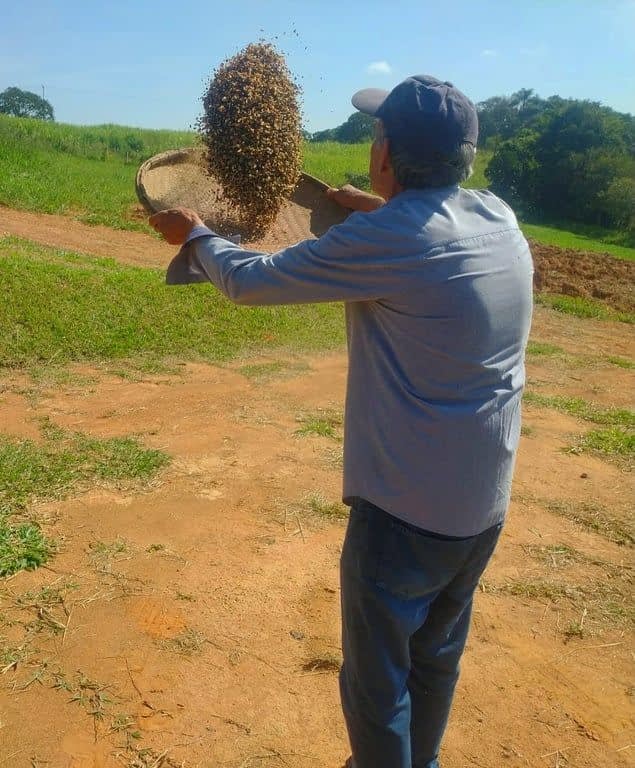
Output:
(135, 147), (331, 215)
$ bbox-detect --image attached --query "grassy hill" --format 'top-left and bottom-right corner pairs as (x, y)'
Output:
(1, 115), (632, 259)
(0, 116), (196, 231)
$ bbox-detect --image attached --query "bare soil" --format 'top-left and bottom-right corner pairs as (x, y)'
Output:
(0, 212), (634, 768)
(0, 206), (177, 269)
(530, 240), (635, 313)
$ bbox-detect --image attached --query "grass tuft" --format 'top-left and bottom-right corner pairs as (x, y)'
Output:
(0, 423), (170, 513)
(238, 359), (309, 382)
(535, 294), (634, 324)
(545, 500), (633, 547)
(160, 628), (206, 656)
(524, 543), (582, 568)
(0, 519), (54, 577)
(605, 355), (635, 370)
(484, 576), (633, 629)
(523, 392), (635, 465)
(304, 492), (348, 520)
(570, 427), (635, 460)
(89, 540), (129, 559)
(0, 640), (31, 670)
(523, 392), (635, 428)
(107, 357), (184, 381)
(526, 341), (565, 357)
(295, 410), (343, 440)
(302, 653), (342, 673)
(524, 544), (626, 577)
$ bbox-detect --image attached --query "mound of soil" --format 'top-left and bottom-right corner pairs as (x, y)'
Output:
(530, 240), (635, 314)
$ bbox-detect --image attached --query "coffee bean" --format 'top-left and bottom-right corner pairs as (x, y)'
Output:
(198, 43), (303, 238)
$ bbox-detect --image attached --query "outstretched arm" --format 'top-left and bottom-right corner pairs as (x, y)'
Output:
(150, 205), (396, 306)
(326, 184), (385, 213)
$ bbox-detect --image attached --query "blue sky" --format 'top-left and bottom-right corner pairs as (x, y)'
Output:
(2, 0), (634, 132)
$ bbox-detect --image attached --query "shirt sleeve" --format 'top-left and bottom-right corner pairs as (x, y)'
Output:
(185, 224), (217, 242)
(178, 211), (397, 306)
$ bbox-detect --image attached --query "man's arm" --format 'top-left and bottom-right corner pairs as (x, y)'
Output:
(151, 206), (399, 306)
(326, 184), (385, 213)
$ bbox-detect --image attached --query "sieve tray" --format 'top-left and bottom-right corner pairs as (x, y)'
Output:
(136, 147), (349, 250)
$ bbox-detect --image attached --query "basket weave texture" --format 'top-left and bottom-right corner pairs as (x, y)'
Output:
(136, 148), (348, 249)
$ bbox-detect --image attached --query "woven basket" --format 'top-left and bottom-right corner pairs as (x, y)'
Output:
(136, 147), (349, 249)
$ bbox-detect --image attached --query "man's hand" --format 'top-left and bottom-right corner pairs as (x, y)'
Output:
(149, 207), (204, 245)
(326, 184), (384, 213)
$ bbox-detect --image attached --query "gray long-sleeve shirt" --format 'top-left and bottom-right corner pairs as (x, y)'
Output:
(167, 186), (534, 537)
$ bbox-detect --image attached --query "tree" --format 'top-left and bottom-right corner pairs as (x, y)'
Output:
(485, 129), (540, 211)
(477, 89), (547, 147)
(0, 87), (54, 120)
(336, 112), (375, 143)
(476, 96), (519, 146)
(597, 176), (635, 231)
(486, 98), (635, 229)
(311, 112), (375, 143)
(311, 127), (338, 143)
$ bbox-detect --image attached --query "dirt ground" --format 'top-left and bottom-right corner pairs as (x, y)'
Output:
(0, 212), (634, 768)
(530, 240), (635, 314)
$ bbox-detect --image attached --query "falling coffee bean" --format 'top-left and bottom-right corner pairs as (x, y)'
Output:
(198, 42), (303, 239)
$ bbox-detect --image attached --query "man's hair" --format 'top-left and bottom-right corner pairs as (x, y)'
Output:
(376, 120), (476, 189)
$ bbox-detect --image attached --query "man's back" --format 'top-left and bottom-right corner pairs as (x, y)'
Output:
(166, 183), (533, 536)
(342, 186), (534, 536)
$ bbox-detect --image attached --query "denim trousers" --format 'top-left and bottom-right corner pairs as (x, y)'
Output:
(339, 498), (502, 768)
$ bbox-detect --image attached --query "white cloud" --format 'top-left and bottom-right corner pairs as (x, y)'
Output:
(481, 49), (498, 57)
(367, 61), (392, 75)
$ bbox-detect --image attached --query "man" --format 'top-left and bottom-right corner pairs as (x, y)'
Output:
(150, 75), (533, 768)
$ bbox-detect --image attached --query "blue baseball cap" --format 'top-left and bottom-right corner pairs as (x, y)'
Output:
(352, 75), (478, 162)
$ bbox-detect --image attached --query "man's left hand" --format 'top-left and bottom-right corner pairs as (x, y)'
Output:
(149, 208), (204, 245)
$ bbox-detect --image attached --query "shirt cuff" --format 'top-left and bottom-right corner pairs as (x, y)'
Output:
(184, 224), (215, 243)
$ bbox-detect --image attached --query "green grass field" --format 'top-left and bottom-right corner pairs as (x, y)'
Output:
(0, 115), (196, 231)
(535, 294), (634, 324)
(2, 115), (632, 260)
(522, 223), (635, 261)
(0, 236), (345, 366)
(3, 235), (629, 384)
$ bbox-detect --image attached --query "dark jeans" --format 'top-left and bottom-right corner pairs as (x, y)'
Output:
(340, 499), (502, 768)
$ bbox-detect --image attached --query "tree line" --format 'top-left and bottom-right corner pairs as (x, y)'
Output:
(311, 89), (634, 233)
(481, 90), (634, 232)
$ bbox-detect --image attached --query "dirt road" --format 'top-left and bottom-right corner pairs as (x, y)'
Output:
(0, 206), (175, 268)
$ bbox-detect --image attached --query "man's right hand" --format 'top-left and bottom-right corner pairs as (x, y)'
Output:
(326, 184), (385, 213)
(149, 207), (204, 245)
